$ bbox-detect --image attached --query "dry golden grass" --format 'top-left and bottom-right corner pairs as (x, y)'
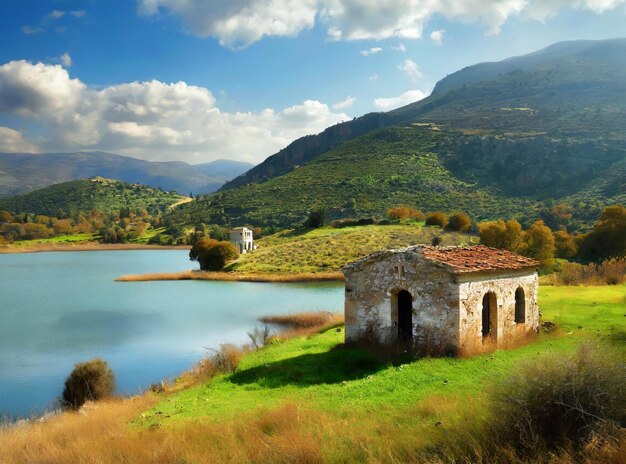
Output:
(115, 270), (345, 282)
(2, 395), (621, 463)
(543, 258), (626, 286)
(259, 311), (345, 340)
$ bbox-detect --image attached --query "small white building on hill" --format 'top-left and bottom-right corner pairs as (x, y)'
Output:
(229, 227), (255, 254)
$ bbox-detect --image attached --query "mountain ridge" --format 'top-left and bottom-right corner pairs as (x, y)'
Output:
(0, 151), (253, 197)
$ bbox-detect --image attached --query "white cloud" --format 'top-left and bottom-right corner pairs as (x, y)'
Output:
(22, 26), (44, 35)
(374, 89), (428, 110)
(360, 47), (382, 56)
(0, 127), (37, 153)
(60, 53), (72, 67)
(46, 10), (65, 20)
(391, 43), (406, 52)
(138, 0), (319, 49)
(333, 96), (356, 109)
(368, 74), (379, 81)
(138, 0), (626, 47)
(0, 60), (349, 163)
(398, 59), (422, 80)
(430, 29), (445, 45)
(70, 10), (86, 18)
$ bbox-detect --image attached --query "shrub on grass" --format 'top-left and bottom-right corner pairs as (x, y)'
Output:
(62, 358), (115, 409)
(445, 212), (471, 232)
(438, 343), (625, 463)
(552, 258), (626, 285)
(425, 212), (448, 228)
(387, 206), (425, 222)
(303, 207), (327, 228)
(192, 344), (247, 382)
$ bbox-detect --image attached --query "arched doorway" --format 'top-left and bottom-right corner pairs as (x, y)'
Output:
(398, 290), (413, 343)
(482, 292), (497, 337)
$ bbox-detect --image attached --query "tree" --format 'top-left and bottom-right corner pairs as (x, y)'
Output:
(62, 358), (115, 409)
(0, 210), (13, 224)
(523, 220), (556, 269)
(189, 238), (218, 261)
(478, 220), (523, 252)
(425, 212), (448, 228)
(554, 230), (577, 259)
(540, 203), (573, 231)
(303, 207), (327, 229)
(446, 212), (471, 232)
(577, 205), (626, 262)
(190, 239), (239, 271)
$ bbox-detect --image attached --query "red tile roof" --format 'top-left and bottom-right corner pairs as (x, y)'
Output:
(420, 245), (540, 274)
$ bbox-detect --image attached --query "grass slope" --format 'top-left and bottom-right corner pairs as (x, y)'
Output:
(0, 178), (185, 216)
(142, 284), (625, 428)
(229, 224), (478, 274)
(169, 126), (624, 229)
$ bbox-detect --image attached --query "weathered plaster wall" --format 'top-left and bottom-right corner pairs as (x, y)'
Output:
(457, 271), (539, 354)
(344, 250), (459, 350)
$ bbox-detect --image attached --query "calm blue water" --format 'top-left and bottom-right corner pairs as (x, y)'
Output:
(0, 250), (344, 419)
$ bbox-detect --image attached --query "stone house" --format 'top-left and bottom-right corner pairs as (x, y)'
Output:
(342, 245), (540, 355)
(229, 227), (255, 254)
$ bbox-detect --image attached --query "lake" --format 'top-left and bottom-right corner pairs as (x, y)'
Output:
(0, 250), (344, 419)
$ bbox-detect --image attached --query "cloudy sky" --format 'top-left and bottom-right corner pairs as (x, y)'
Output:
(1, 1), (624, 164)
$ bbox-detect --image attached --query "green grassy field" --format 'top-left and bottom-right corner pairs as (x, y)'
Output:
(12, 233), (99, 246)
(141, 284), (625, 430)
(229, 224), (478, 273)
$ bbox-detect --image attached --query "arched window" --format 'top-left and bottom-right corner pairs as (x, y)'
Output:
(515, 287), (525, 324)
(482, 292), (497, 337)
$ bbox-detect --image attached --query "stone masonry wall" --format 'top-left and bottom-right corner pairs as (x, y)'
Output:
(457, 271), (539, 354)
(344, 250), (459, 350)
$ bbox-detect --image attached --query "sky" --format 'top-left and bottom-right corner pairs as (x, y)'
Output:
(0, 0), (625, 165)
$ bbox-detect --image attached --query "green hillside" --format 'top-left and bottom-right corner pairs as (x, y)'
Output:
(0, 177), (186, 216)
(222, 38), (626, 191)
(228, 224), (478, 274)
(167, 126), (624, 229)
(168, 39), (625, 229)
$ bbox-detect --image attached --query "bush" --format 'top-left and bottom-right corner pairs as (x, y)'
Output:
(303, 207), (327, 228)
(491, 344), (624, 452)
(330, 217), (375, 228)
(192, 344), (247, 382)
(425, 212), (448, 228)
(439, 344), (625, 463)
(551, 258), (626, 286)
(190, 239), (238, 271)
(446, 212), (472, 232)
(62, 358), (115, 409)
(386, 206), (425, 222)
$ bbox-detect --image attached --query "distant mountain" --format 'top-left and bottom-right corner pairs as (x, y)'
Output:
(0, 178), (185, 216)
(193, 159), (254, 179)
(0, 151), (254, 197)
(169, 38), (626, 230)
(222, 38), (626, 191)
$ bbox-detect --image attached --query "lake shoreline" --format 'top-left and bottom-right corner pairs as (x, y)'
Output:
(115, 270), (345, 283)
(0, 243), (190, 254)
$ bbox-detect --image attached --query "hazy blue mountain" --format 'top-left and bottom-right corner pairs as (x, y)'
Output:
(0, 151), (254, 197)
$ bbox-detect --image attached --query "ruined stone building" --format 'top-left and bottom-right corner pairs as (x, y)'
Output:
(343, 245), (540, 355)
(229, 227), (255, 254)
